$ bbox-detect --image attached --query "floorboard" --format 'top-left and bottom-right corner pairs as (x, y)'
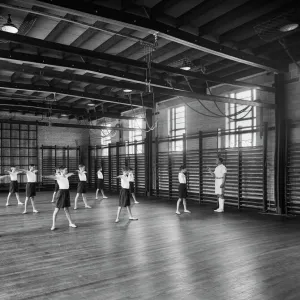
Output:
(0, 191), (300, 300)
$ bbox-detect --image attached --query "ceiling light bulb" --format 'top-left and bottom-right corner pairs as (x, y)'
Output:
(123, 88), (132, 93)
(88, 103), (95, 106)
(279, 23), (299, 32)
(180, 66), (191, 71)
(1, 14), (18, 34)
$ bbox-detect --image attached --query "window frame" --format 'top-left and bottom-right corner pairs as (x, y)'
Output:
(226, 89), (256, 148)
(169, 106), (186, 152)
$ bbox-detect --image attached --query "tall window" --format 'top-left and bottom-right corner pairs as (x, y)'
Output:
(169, 106), (186, 151)
(128, 118), (143, 154)
(226, 90), (256, 148)
(101, 124), (111, 156)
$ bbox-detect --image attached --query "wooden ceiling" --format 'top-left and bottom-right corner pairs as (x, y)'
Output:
(0, 0), (299, 119)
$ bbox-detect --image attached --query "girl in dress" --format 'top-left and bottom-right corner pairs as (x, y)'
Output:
(51, 167), (60, 203)
(176, 165), (191, 215)
(43, 166), (77, 230)
(95, 166), (108, 199)
(115, 167), (138, 223)
(19, 164), (39, 214)
(0, 166), (23, 206)
(128, 168), (139, 204)
(74, 164), (91, 209)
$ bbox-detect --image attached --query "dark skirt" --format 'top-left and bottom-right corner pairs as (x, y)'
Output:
(55, 189), (70, 208)
(54, 181), (59, 192)
(97, 179), (104, 189)
(129, 182), (135, 194)
(9, 181), (19, 193)
(26, 182), (36, 197)
(119, 188), (130, 207)
(178, 183), (187, 199)
(77, 181), (87, 193)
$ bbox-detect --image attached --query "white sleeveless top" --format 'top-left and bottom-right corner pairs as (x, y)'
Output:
(97, 171), (103, 179)
(78, 172), (87, 181)
(26, 171), (37, 183)
(9, 172), (18, 181)
(56, 175), (69, 189)
(120, 175), (130, 189)
(178, 173), (186, 184)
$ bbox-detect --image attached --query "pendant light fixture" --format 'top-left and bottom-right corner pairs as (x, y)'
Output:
(2, 14), (18, 34)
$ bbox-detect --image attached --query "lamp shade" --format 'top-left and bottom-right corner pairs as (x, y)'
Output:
(1, 14), (18, 34)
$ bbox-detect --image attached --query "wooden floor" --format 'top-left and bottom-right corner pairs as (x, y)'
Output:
(1, 191), (300, 300)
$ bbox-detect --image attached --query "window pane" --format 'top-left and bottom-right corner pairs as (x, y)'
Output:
(175, 112), (185, 119)
(176, 123), (185, 129)
(175, 129), (185, 136)
(176, 106), (185, 113)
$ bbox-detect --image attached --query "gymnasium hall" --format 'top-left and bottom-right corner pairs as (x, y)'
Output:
(0, 0), (300, 299)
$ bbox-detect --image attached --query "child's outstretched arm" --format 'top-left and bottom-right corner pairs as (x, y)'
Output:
(42, 175), (56, 180)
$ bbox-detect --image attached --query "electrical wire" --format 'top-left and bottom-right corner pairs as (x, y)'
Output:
(182, 75), (254, 120)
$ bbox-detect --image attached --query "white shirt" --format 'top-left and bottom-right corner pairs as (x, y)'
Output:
(214, 164), (227, 179)
(56, 175), (69, 189)
(78, 171), (87, 181)
(120, 175), (130, 189)
(178, 172), (186, 184)
(26, 171), (37, 183)
(128, 173), (134, 182)
(97, 171), (103, 179)
(9, 172), (18, 181)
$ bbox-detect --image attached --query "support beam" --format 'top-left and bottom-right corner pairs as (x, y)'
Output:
(274, 73), (287, 215)
(153, 87), (275, 108)
(0, 119), (145, 131)
(0, 38), (274, 92)
(30, 0), (285, 72)
(0, 81), (151, 108)
(0, 100), (140, 120)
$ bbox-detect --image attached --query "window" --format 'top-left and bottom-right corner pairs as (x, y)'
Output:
(128, 118), (143, 154)
(226, 90), (256, 148)
(101, 124), (111, 156)
(169, 106), (186, 151)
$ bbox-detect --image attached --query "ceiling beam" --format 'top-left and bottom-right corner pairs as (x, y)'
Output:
(0, 64), (274, 108)
(24, 0), (285, 72)
(0, 100), (139, 120)
(0, 119), (145, 131)
(153, 86), (275, 108)
(0, 81), (151, 109)
(0, 46), (274, 93)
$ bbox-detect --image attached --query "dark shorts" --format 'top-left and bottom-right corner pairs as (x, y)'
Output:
(9, 181), (19, 193)
(77, 181), (87, 194)
(56, 189), (70, 208)
(97, 179), (104, 189)
(119, 188), (130, 207)
(129, 182), (135, 194)
(54, 181), (59, 192)
(178, 183), (187, 199)
(26, 182), (36, 197)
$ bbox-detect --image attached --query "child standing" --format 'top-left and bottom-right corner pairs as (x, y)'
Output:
(51, 167), (60, 203)
(43, 166), (77, 230)
(128, 168), (139, 204)
(207, 157), (227, 213)
(176, 165), (191, 215)
(19, 164), (39, 214)
(0, 166), (23, 206)
(74, 164), (91, 210)
(95, 166), (108, 200)
(115, 167), (138, 223)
